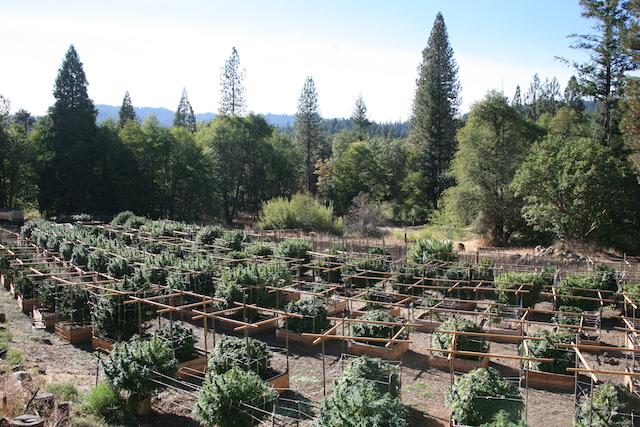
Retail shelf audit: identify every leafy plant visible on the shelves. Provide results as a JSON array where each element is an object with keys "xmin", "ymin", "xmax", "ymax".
[
  {"xmin": 407, "ymin": 238, "xmax": 457, "ymax": 263},
  {"xmin": 59, "ymin": 241, "xmax": 74, "ymax": 260},
  {"xmin": 557, "ymin": 275, "xmax": 601, "ymax": 311},
  {"xmin": 111, "ymin": 210, "xmax": 136, "ymax": 226},
  {"xmin": 479, "ymin": 410, "xmax": 528, "ymax": 427},
  {"xmin": 445, "ymin": 367, "xmax": 523, "ymax": 426},
  {"xmin": 575, "ymin": 382, "xmax": 640, "ymax": 427},
  {"xmin": 557, "ymin": 305, "xmax": 584, "ymax": 326},
  {"xmin": 208, "ymin": 336, "xmax": 272, "ymax": 379},
  {"xmin": 522, "ymin": 330, "xmax": 574, "ymax": 374},
  {"xmin": 221, "ymin": 230, "xmax": 249, "ymax": 251},
  {"xmin": 107, "ymin": 257, "xmax": 131, "ymax": 279},
  {"xmin": 80, "ymin": 382, "xmax": 130, "ymax": 425},
  {"xmin": 275, "ymin": 238, "xmax": 312, "ymax": 263},
  {"xmin": 474, "ymin": 259, "xmax": 495, "ymax": 281},
  {"xmin": 196, "ymin": 225, "xmax": 225, "ymax": 245},
  {"xmin": 219, "ymin": 263, "xmax": 292, "ymax": 308},
  {"xmin": 340, "ymin": 356, "xmax": 400, "ymax": 397},
  {"xmin": 13, "ymin": 272, "xmax": 35, "ymax": 299},
  {"xmin": 58, "ymin": 286, "xmax": 91, "ymax": 323},
  {"xmin": 193, "ymin": 367, "xmax": 277, "ymax": 427},
  {"xmin": 246, "ymin": 242, "xmax": 274, "ymax": 257},
  {"xmin": 594, "ymin": 263, "xmax": 618, "ymax": 292},
  {"xmin": 87, "ymin": 251, "xmax": 109, "ymax": 273},
  {"xmin": 46, "ymin": 234, "xmax": 62, "ymax": 252},
  {"xmin": 258, "ymin": 193, "xmax": 345, "ymax": 235},
  {"xmin": 285, "ymin": 298, "xmax": 331, "ymax": 333},
  {"xmin": 47, "ymin": 381, "xmax": 80, "ymax": 402},
  {"xmin": 72, "ymin": 246, "xmax": 89, "ymax": 266},
  {"xmin": 351, "ymin": 310, "xmax": 406, "ymax": 347},
  {"xmin": 153, "ymin": 323, "xmax": 197, "ymax": 362},
  {"xmin": 124, "ymin": 215, "xmax": 147, "ymax": 229},
  {"xmin": 344, "ymin": 257, "xmax": 389, "ymax": 288},
  {"xmin": 102, "ymin": 337, "xmax": 177, "ymax": 402},
  {"xmin": 495, "ymin": 272, "xmax": 551, "ymax": 308},
  {"xmin": 433, "ymin": 317, "xmax": 487, "ymax": 357},
  {"xmin": 36, "ymin": 280, "xmax": 57, "ymax": 309}
]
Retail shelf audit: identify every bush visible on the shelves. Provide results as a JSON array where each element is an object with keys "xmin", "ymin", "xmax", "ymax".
[
  {"xmin": 47, "ymin": 381, "xmax": 80, "ymax": 402},
  {"xmin": 407, "ymin": 238, "xmax": 457, "ymax": 263},
  {"xmin": 107, "ymin": 258, "xmax": 130, "ymax": 279},
  {"xmin": 80, "ymin": 382, "xmax": 129, "ymax": 425},
  {"xmin": 522, "ymin": 330, "xmax": 574, "ymax": 374},
  {"xmin": 479, "ymin": 410, "xmax": 528, "ymax": 427},
  {"xmin": 36, "ymin": 280, "xmax": 56, "ymax": 309},
  {"xmin": 111, "ymin": 210, "xmax": 136, "ymax": 226},
  {"xmin": 594, "ymin": 263, "xmax": 618, "ymax": 292},
  {"xmin": 101, "ymin": 337, "xmax": 177, "ymax": 401},
  {"xmin": 214, "ymin": 278, "xmax": 244, "ymax": 309},
  {"xmin": 433, "ymin": 317, "xmax": 487, "ymax": 357},
  {"xmin": 258, "ymin": 193, "xmax": 344, "ymax": 235},
  {"xmin": 153, "ymin": 323, "xmax": 197, "ymax": 362},
  {"xmin": 208, "ymin": 336, "xmax": 272, "ymax": 379},
  {"xmin": 193, "ymin": 367, "xmax": 277, "ymax": 427},
  {"xmin": 340, "ymin": 356, "xmax": 400, "ymax": 397},
  {"xmin": 72, "ymin": 246, "xmax": 89, "ymax": 266},
  {"xmin": 495, "ymin": 272, "xmax": 551, "ymax": 308},
  {"xmin": 87, "ymin": 251, "xmax": 109, "ymax": 273},
  {"xmin": 557, "ymin": 305, "xmax": 583, "ymax": 325},
  {"xmin": 246, "ymin": 242, "xmax": 274, "ymax": 257},
  {"xmin": 13, "ymin": 272, "xmax": 35, "ymax": 299},
  {"xmin": 58, "ymin": 286, "xmax": 91, "ymax": 323},
  {"xmin": 219, "ymin": 263, "xmax": 292, "ymax": 308},
  {"xmin": 59, "ymin": 241, "xmax": 74, "ymax": 260},
  {"xmin": 557, "ymin": 275, "xmax": 600, "ymax": 311},
  {"xmin": 445, "ymin": 367, "xmax": 523, "ymax": 426},
  {"xmin": 474, "ymin": 259, "xmax": 495, "ymax": 281},
  {"xmin": 351, "ymin": 310, "xmax": 405, "ymax": 347},
  {"xmin": 345, "ymin": 257, "xmax": 389, "ymax": 288},
  {"xmin": 123, "ymin": 215, "xmax": 147, "ymax": 229},
  {"xmin": 196, "ymin": 225, "xmax": 225, "ymax": 245},
  {"xmin": 575, "ymin": 382, "xmax": 640, "ymax": 427},
  {"xmin": 46, "ymin": 235, "xmax": 61, "ymax": 252},
  {"xmin": 219, "ymin": 230, "xmax": 249, "ymax": 251},
  {"xmin": 275, "ymin": 238, "xmax": 312, "ymax": 263},
  {"xmin": 285, "ymin": 299, "xmax": 330, "ymax": 333}
]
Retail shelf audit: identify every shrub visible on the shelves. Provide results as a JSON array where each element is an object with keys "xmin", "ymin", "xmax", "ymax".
[
  {"xmin": 407, "ymin": 238, "xmax": 457, "ymax": 263},
  {"xmin": 445, "ymin": 367, "xmax": 523, "ymax": 426},
  {"xmin": 285, "ymin": 299, "xmax": 330, "ymax": 334},
  {"xmin": 474, "ymin": 259, "xmax": 495, "ymax": 281},
  {"xmin": 208, "ymin": 336, "xmax": 272, "ymax": 379},
  {"xmin": 340, "ymin": 356, "xmax": 400, "ymax": 397},
  {"xmin": 221, "ymin": 230, "xmax": 249, "ymax": 251},
  {"xmin": 101, "ymin": 337, "xmax": 177, "ymax": 402},
  {"xmin": 59, "ymin": 241, "xmax": 74, "ymax": 260},
  {"xmin": 5, "ymin": 347, "xmax": 24, "ymax": 366},
  {"xmin": 219, "ymin": 263, "xmax": 291, "ymax": 308},
  {"xmin": 351, "ymin": 310, "xmax": 406, "ymax": 347},
  {"xmin": 87, "ymin": 251, "xmax": 109, "ymax": 273},
  {"xmin": 153, "ymin": 323, "xmax": 197, "ymax": 362},
  {"xmin": 479, "ymin": 410, "xmax": 528, "ymax": 427},
  {"xmin": 246, "ymin": 242, "xmax": 274, "ymax": 257},
  {"xmin": 433, "ymin": 317, "xmax": 487, "ymax": 357},
  {"xmin": 36, "ymin": 280, "xmax": 56, "ymax": 309},
  {"xmin": 214, "ymin": 278, "xmax": 244, "ymax": 309},
  {"xmin": 107, "ymin": 258, "xmax": 130, "ymax": 279},
  {"xmin": 111, "ymin": 211, "xmax": 136, "ymax": 226},
  {"xmin": 193, "ymin": 367, "xmax": 277, "ymax": 427},
  {"xmin": 557, "ymin": 275, "xmax": 600, "ymax": 311},
  {"xmin": 46, "ymin": 235, "xmax": 61, "ymax": 252},
  {"xmin": 594, "ymin": 263, "xmax": 618, "ymax": 292},
  {"xmin": 275, "ymin": 238, "xmax": 312, "ymax": 263},
  {"xmin": 13, "ymin": 273, "xmax": 35, "ymax": 299},
  {"xmin": 495, "ymin": 272, "xmax": 551, "ymax": 308},
  {"xmin": 344, "ymin": 257, "xmax": 389, "ymax": 288},
  {"xmin": 557, "ymin": 305, "xmax": 583, "ymax": 325},
  {"xmin": 575, "ymin": 382, "xmax": 640, "ymax": 427},
  {"xmin": 196, "ymin": 225, "xmax": 225, "ymax": 245},
  {"xmin": 72, "ymin": 246, "xmax": 89, "ymax": 266},
  {"xmin": 522, "ymin": 330, "xmax": 574, "ymax": 374},
  {"xmin": 80, "ymin": 382, "xmax": 129, "ymax": 425},
  {"xmin": 123, "ymin": 215, "xmax": 147, "ymax": 229},
  {"xmin": 58, "ymin": 286, "xmax": 91, "ymax": 323},
  {"xmin": 258, "ymin": 193, "xmax": 344, "ymax": 235},
  {"xmin": 47, "ymin": 381, "xmax": 80, "ymax": 402}
]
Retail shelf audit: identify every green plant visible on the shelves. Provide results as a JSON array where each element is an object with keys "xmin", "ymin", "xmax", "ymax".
[
  {"xmin": 80, "ymin": 382, "xmax": 129, "ymax": 425},
  {"xmin": 285, "ymin": 298, "xmax": 331, "ymax": 333},
  {"xmin": 107, "ymin": 257, "xmax": 130, "ymax": 279},
  {"xmin": 495, "ymin": 272, "xmax": 551, "ymax": 308},
  {"xmin": 275, "ymin": 238, "xmax": 312, "ymax": 263},
  {"xmin": 5, "ymin": 347, "xmax": 24, "ymax": 366},
  {"xmin": 208, "ymin": 336, "xmax": 272, "ymax": 379},
  {"xmin": 102, "ymin": 337, "xmax": 177, "ymax": 402},
  {"xmin": 522, "ymin": 330, "xmax": 574, "ymax": 374},
  {"xmin": 58, "ymin": 286, "xmax": 91, "ymax": 323},
  {"xmin": 407, "ymin": 238, "xmax": 457, "ymax": 263},
  {"xmin": 193, "ymin": 367, "xmax": 277, "ymax": 427},
  {"xmin": 258, "ymin": 193, "xmax": 345, "ymax": 235},
  {"xmin": 36, "ymin": 280, "xmax": 57, "ymax": 309},
  {"xmin": 13, "ymin": 272, "xmax": 35, "ymax": 299},
  {"xmin": 72, "ymin": 246, "xmax": 89, "ymax": 266},
  {"xmin": 351, "ymin": 310, "xmax": 406, "ymax": 347},
  {"xmin": 214, "ymin": 278, "xmax": 244, "ymax": 309},
  {"xmin": 47, "ymin": 381, "xmax": 80, "ymax": 402},
  {"xmin": 124, "ymin": 215, "xmax": 147, "ymax": 229},
  {"xmin": 340, "ymin": 356, "xmax": 400, "ymax": 397},
  {"xmin": 221, "ymin": 230, "xmax": 249, "ymax": 251},
  {"xmin": 246, "ymin": 242, "xmax": 274, "ymax": 257},
  {"xmin": 557, "ymin": 305, "xmax": 584, "ymax": 325},
  {"xmin": 219, "ymin": 263, "xmax": 292, "ymax": 308},
  {"xmin": 111, "ymin": 210, "xmax": 136, "ymax": 226},
  {"xmin": 344, "ymin": 257, "xmax": 389, "ymax": 288},
  {"xmin": 445, "ymin": 367, "xmax": 523, "ymax": 426},
  {"xmin": 46, "ymin": 235, "xmax": 62, "ymax": 252},
  {"xmin": 68, "ymin": 415, "xmax": 109, "ymax": 427},
  {"xmin": 87, "ymin": 251, "xmax": 109, "ymax": 273},
  {"xmin": 575, "ymin": 382, "xmax": 640, "ymax": 427},
  {"xmin": 433, "ymin": 317, "xmax": 487, "ymax": 357},
  {"xmin": 59, "ymin": 241, "xmax": 74, "ymax": 260},
  {"xmin": 474, "ymin": 259, "xmax": 495, "ymax": 281},
  {"xmin": 196, "ymin": 225, "xmax": 225, "ymax": 245},
  {"xmin": 479, "ymin": 410, "xmax": 528, "ymax": 427},
  {"xmin": 557, "ymin": 275, "xmax": 600, "ymax": 311},
  {"xmin": 153, "ymin": 323, "xmax": 197, "ymax": 362},
  {"xmin": 594, "ymin": 263, "xmax": 618, "ymax": 292}
]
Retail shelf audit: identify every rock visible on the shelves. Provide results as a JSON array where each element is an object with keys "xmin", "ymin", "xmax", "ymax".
[
  {"xmin": 12, "ymin": 371, "xmax": 31, "ymax": 383},
  {"xmin": 605, "ymin": 357, "xmax": 619, "ymax": 366},
  {"xmin": 32, "ymin": 393, "xmax": 54, "ymax": 413},
  {"xmin": 36, "ymin": 366, "xmax": 46, "ymax": 375},
  {"xmin": 9, "ymin": 415, "xmax": 44, "ymax": 427},
  {"xmin": 56, "ymin": 401, "xmax": 72, "ymax": 417}
]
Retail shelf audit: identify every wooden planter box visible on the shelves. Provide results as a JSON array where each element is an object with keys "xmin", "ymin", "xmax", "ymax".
[
  {"xmin": 325, "ymin": 299, "xmax": 347, "ymax": 316},
  {"xmin": 429, "ymin": 354, "xmax": 490, "ymax": 373},
  {"xmin": 267, "ymin": 371, "xmax": 289, "ymax": 391},
  {"xmin": 33, "ymin": 308, "xmax": 58, "ymax": 332},
  {"xmin": 275, "ymin": 327, "xmax": 336, "ymax": 346},
  {"xmin": 17, "ymin": 296, "xmax": 35, "ymax": 314},
  {"xmin": 177, "ymin": 355, "xmax": 208, "ymax": 380},
  {"xmin": 481, "ymin": 322, "xmax": 524, "ymax": 344},
  {"xmin": 525, "ymin": 369, "xmax": 575, "ymax": 392},
  {"xmin": 216, "ymin": 316, "xmax": 277, "ymax": 335},
  {"xmin": 130, "ymin": 396, "xmax": 152, "ymax": 416},
  {"xmin": 347, "ymin": 340, "xmax": 410, "ymax": 360},
  {"xmin": 91, "ymin": 335, "xmax": 115, "ymax": 352},
  {"xmin": 55, "ymin": 322, "xmax": 92, "ymax": 344},
  {"xmin": 414, "ymin": 312, "xmax": 442, "ymax": 332},
  {"xmin": 352, "ymin": 306, "xmax": 401, "ymax": 318}
]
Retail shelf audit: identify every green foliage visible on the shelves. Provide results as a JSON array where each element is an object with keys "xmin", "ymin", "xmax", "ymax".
[
  {"xmin": 13, "ymin": 272, "xmax": 35, "ymax": 299},
  {"xmin": 294, "ymin": 76, "xmax": 326, "ymax": 193},
  {"xmin": 107, "ymin": 257, "xmax": 130, "ymax": 279},
  {"xmin": 124, "ymin": 215, "xmax": 147, "ymax": 229},
  {"xmin": 275, "ymin": 238, "xmax": 312, "ymax": 263},
  {"xmin": 407, "ymin": 238, "xmax": 456, "ymax": 263},
  {"xmin": 101, "ymin": 337, "xmax": 177, "ymax": 401},
  {"xmin": 522, "ymin": 330, "xmax": 574, "ymax": 374},
  {"xmin": 246, "ymin": 242, "xmax": 274, "ymax": 257},
  {"xmin": 433, "ymin": 317, "xmax": 487, "ymax": 356},
  {"xmin": 445, "ymin": 367, "xmax": 523, "ymax": 426},
  {"xmin": 556, "ymin": 275, "xmax": 601, "ymax": 311},
  {"xmin": 87, "ymin": 251, "xmax": 109, "ymax": 273},
  {"xmin": 285, "ymin": 298, "xmax": 330, "ymax": 333},
  {"xmin": 575, "ymin": 382, "xmax": 640, "ymax": 427},
  {"xmin": 221, "ymin": 229, "xmax": 249, "ymax": 251},
  {"xmin": 494, "ymin": 272, "xmax": 551, "ymax": 308},
  {"xmin": 479, "ymin": 410, "xmax": 528, "ymax": 427},
  {"xmin": 58, "ymin": 286, "xmax": 90, "ymax": 323},
  {"xmin": 174, "ymin": 88, "xmax": 197, "ymax": 132},
  {"xmin": 36, "ymin": 280, "xmax": 56, "ymax": 309},
  {"xmin": 153, "ymin": 323, "xmax": 197, "ymax": 362},
  {"xmin": 557, "ymin": 306, "xmax": 584, "ymax": 325},
  {"xmin": 218, "ymin": 262, "xmax": 291, "ymax": 308},
  {"xmin": 72, "ymin": 245, "xmax": 89, "ymax": 266},
  {"xmin": 340, "ymin": 356, "xmax": 400, "ymax": 397},
  {"xmin": 47, "ymin": 381, "xmax": 80, "ymax": 402},
  {"xmin": 5, "ymin": 347, "xmax": 24, "ymax": 366},
  {"xmin": 351, "ymin": 310, "xmax": 405, "ymax": 347},
  {"xmin": 594, "ymin": 263, "xmax": 618, "ymax": 292},
  {"xmin": 111, "ymin": 211, "xmax": 135, "ymax": 226},
  {"xmin": 258, "ymin": 193, "xmax": 344, "ymax": 235},
  {"xmin": 208, "ymin": 336, "xmax": 272, "ymax": 379},
  {"xmin": 80, "ymin": 382, "xmax": 129, "ymax": 425},
  {"xmin": 59, "ymin": 241, "xmax": 74, "ymax": 260},
  {"xmin": 196, "ymin": 225, "xmax": 225, "ymax": 245},
  {"xmin": 193, "ymin": 367, "xmax": 277, "ymax": 427}
]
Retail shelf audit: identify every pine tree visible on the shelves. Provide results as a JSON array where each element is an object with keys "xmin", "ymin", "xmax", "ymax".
[
  {"xmin": 406, "ymin": 12, "xmax": 460, "ymax": 219},
  {"xmin": 525, "ymin": 74, "xmax": 542, "ymax": 120},
  {"xmin": 564, "ymin": 76, "xmax": 585, "ymax": 112},
  {"xmin": 42, "ymin": 45, "xmax": 98, "ymax": 215},
  {"xmin": 118, "ymin": 91, "xmax": 136, "ymax": 126},
  {"xmin": 621, "ymin": 0, "xmax": 640, "ymax": 162},
  {"xmin": 13, "ymin": 109, "xmax": 35, "ymax": 132},
  {"xmin": 219, "ymin": 47, "xmax": 246, "ymax": 116},
  {"xmin": 567, "ymin": 0, "xmax": 637, "ymax": 146},
  {"xmin": 351, "ymin": 94, "xmax": 371, "ymax": 140},
  {"xmin": 512, "ymin": 85, "xmax": 523, "ymax": 111},
  {"xmin": 294, "ymin": 76, "xmax": 325, "ymax": 193},
  {"xmin": 174, "ymin": 88, "xmax": 197, "ymax": 133}
]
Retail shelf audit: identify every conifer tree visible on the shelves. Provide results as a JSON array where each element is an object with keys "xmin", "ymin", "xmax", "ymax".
[
  {"xmin": 174, "ymin": 88, "xmax": 197, "ymax": 133},
  {"xmin": 219, "ymin": 47, "xmax": 246, "ymax": 116},
  {"xmin": 118, "ymin": 91, "xmax": 136, "ymax": 126},
  {"xmin": 564, "ymin": 76, "xmax": 585, "ymax": 112},
  {"xmin": 405, "ymin": 12, "xmax": 459, "ymax": 220},
  {"xmin": 512, "ymin": 85, "xmax": 523, "ymax": 112},
  {"xmin": 621, "ymin": 0, "xmax": 640, "ymax": 162},
  {"xmin": 294, "ymin": 76, "xmax": 325, "ymax": 193},
  {"xmin": 351, "ymin": 94, "xmax": 371, "ymax": 140}
]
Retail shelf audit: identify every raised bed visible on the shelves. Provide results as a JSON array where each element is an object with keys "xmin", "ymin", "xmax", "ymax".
[
  {"xmin": 414, "ymin": 312, "xmax": 443, "ymax": 332},
  {"xmin": 524, "ymin": 369, "xmax": 575, "ymax": 392},
  {"xmin": 325, "ymin": 299, "xmax": 347, "ymax": 316},
  {"xmin": 275, "ymin": 327, "xmax": 336, "ymax": 346},
  {"xmin": 266, "ymin": 370, "xmax": 290, "ymax": 391},
  {"xmin": 33, "ymin": 307, "xmax": 58, "ymax": 332},
  {"xmin": 55, "ymin": 322, "xmax": 92, "ymax": 344},
  {"xmin": 17, "ymin": 295, "xmax": 35, "ymax": 314},
  {"xmin": 176, "ymin": 354, "xmax": 208, "ymax": 380},
  {"xmin": 216, "ymin": 315, "xmax": 277, "ymax": 335},
  {"xmin": 91, "ymin": 335, "xmax": 115, "ymax": 352},
  {"xmin": 480, "ymin": 319, "xmax": 523, "ymax": 344},
  {"xmin": 347, "ymin": 340, "xmax": 410, "ymax": 360},
  {"xmin": 351, "ymin": 305, "xmax": 401, "ymax": 318},
  {"xmin": 429, "ymin": 354, "xmax": 490, "ymax": 372}
]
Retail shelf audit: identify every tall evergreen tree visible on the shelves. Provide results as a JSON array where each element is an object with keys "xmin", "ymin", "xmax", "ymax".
[
  {"xmin": 118, "ymin": 91, "xmax": 136, "ymax": 126},
  {"xmin": 219, "ymin": 47, "xmax": 246, "ymax": 116},
  {"xmin": 564, "ymin": 76, "xmax": 585, "ymax": 111},
  {"xmin": 566, "ymin": 0, "xmax": 637, "ymax": 146},
  {"xmin": 41, "ymin": 45, "xmax": 98, "ymax": 215},
  {"xmin": 13, "ymin": 109, "xmax": 35, "ymax": 133},
  {"xmin": 351, "ymin": 94, "xmax": 371, "ymax": 140},
  {"xmin": 621, "ymin": 0, "xmax": 640, "ymax": 163},
  {"xmin": 512, "ymin": 85, "xmax": 523, "ymax": 112},
  {"xmin": 406, "ymin": 12, "xmax": 460, "ymax": 219},
  {"xmin": 294, "ymin": 76, "xmax": 325, "ymax": 194},
  {"xmin": 174, "ymin": 88, "xmax": 197, "ymax": 133}
]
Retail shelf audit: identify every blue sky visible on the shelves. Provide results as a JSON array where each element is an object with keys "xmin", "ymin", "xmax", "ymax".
[{"xmin": 0, "ymin": 0, "xmax": 593, "ymax": 121}]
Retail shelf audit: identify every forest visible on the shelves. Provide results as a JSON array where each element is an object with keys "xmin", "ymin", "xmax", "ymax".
[{"xmin": 1, "ymin": 0, "xmax": 639, "ymax": 253}]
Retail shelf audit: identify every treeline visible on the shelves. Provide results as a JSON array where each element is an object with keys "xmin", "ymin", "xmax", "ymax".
[{"xmin": 1, "ymin": 0, "xmax": 639, "ymax": 253}]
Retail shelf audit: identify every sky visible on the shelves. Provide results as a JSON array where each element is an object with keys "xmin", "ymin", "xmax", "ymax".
[{"xmin": 0, "ymin": 0, "xmax": 594, "ymax": 122}]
